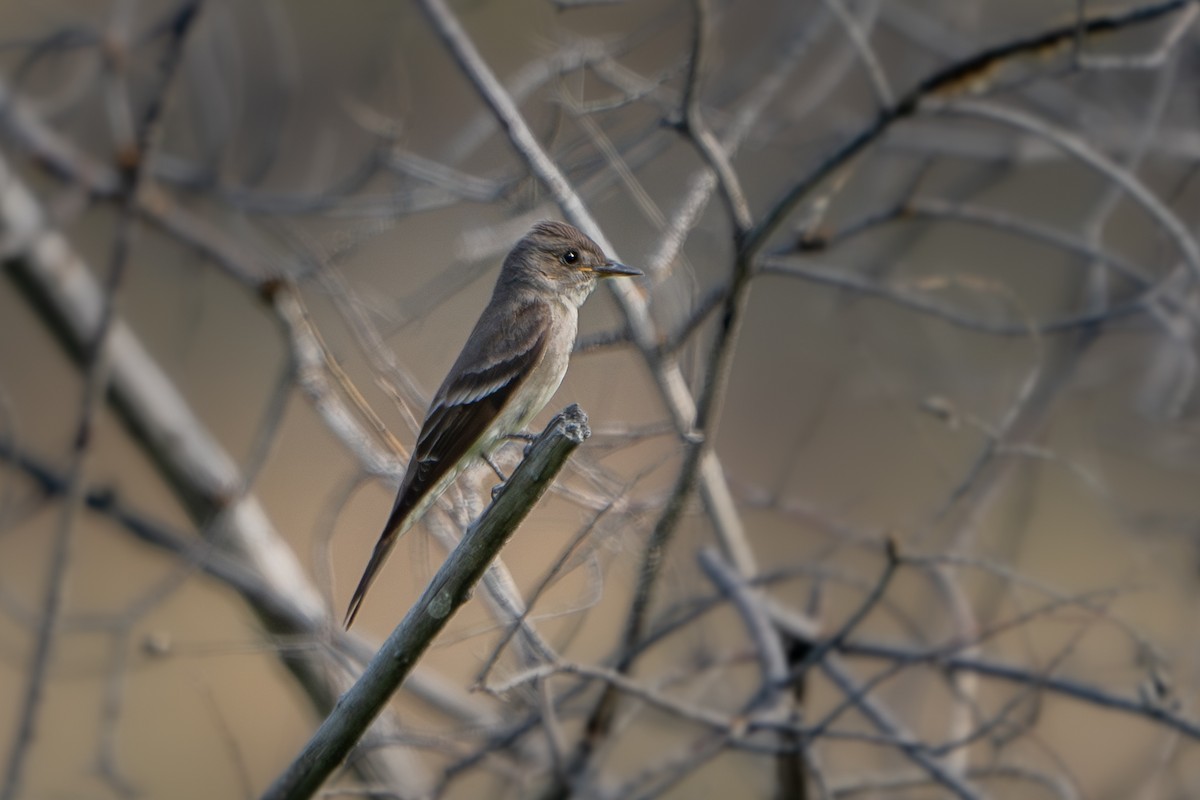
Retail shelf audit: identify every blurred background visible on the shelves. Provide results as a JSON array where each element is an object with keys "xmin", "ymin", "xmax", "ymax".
[{"xmin": 2, "ymin": 0, "xmax": 1200, "ymax": 798}]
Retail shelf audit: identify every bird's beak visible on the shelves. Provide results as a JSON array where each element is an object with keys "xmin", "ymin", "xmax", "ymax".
[{"xmin": 592, "ymin": 260, "xmax": 642, "ymax": 278}]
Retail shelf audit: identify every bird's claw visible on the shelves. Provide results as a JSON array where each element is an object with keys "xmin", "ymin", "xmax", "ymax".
[{"xmin": 505, "ymin": 430, "xmax": 538, "ymax": 457}]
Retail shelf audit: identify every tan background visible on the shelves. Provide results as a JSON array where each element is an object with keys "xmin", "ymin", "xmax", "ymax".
[{"xmin": 2, "ymin": 1, "xmax": 1199, "ymax": 798}]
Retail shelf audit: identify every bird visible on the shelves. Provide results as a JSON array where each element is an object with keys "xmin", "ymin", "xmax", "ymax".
[{"xmin": 343, "ymin": 220, "xmax": 641, "ymax": 628}]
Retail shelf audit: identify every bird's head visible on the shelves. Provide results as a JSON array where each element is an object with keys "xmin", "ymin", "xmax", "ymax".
[{"xmin": 502, "ymin": 220, "xmax": 641, "ymax": 305}]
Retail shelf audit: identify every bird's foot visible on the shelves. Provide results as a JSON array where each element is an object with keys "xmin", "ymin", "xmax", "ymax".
[
  {"xmin": 484, "ymin": 453, "xmax": 509, "ymax": 501},
  {"xmin": 483, "ymin": 453, "xmax": 508, "ymax": 482},
  {"xmin": 505, "ymin": 431, "xmax": 538, "ymax": 457}
]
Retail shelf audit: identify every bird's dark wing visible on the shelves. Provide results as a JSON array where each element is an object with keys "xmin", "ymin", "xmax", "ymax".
[{"xmin": 343, "ymin": 299, "xmax": 551, "ymax": 628}]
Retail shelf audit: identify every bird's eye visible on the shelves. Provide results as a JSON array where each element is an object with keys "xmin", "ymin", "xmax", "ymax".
[{"xmin": 561, "ymin": 249, "xmax": 579, "ymax": 265}]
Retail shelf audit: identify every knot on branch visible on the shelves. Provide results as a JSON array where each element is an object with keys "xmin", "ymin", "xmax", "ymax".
[{"xmin": 557, "ymin": 402, "xmax": 591, "ymax": 444}]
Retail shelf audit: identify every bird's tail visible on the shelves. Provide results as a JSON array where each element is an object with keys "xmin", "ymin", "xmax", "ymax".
[
  {"xmin": 344, "ymin": 503, "xmax": 411, "ymax": 629},
  {"xmin": 343, "ymin": 543, "xmax": 387, "ymax": 629},
  {"xmin": 344, "ymin": 448, "xmax": 464, "ymax": 627}
]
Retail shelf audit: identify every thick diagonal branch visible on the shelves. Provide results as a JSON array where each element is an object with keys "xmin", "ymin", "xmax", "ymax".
[{"xmin": 261, "ymin": 405, "xmax": 591, "ymax": 800}]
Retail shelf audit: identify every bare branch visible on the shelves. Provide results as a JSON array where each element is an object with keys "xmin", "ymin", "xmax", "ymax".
[{"xmin": 261, "ymin": 405, "xmax": 591, "ymax": 800}]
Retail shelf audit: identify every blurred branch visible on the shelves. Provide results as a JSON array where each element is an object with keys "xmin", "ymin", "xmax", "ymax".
[
  {"xmin": 747, "ymin": 0, "xmax": 1195, "ymax": 253},
  {"xmin": 759, "ymin": 255, "xmax": 1147, "ymax": 335},
  {"xmin": 930, "ymin": 97, "xmax": 1200, "ymax": 280},
  {"xmin": 679, "ymin": 0, "xmax": 753, "ymax": 238},
  {"xmin": 840, "ymin": 638, "xmax": 1200, "ymax": 739},
  {"xmin": 1, "ymin": 4, "xmax": 201, "ymax": 798},
  {"xmin": 797, "ymin": 196, "xmax": 1154, "ymax": 287},
  {"xmin": 0, "ymin": 436, "xmax": 486, "ymax": 725},
  {"xmin": 816, "ymin": 0, "xmax": 893, "ymax": 108}
]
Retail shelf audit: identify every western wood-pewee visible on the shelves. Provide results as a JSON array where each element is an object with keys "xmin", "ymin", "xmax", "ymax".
[{"xmin": 344, "ymin": 220, "xmax": 640, "ymax": 628}]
